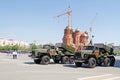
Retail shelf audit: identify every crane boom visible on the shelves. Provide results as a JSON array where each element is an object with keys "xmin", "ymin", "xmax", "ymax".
[{"xmin": 55, "ymin": 6, "xmax": 72, "ymax": 26}]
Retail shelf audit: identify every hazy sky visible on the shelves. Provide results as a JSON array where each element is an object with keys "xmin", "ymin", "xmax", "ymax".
[{"xmin": 0, "ymin": 0, "xmax": 120, "ymax": 45}]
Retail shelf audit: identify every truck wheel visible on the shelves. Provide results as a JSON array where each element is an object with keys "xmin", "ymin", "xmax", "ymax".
[
  {"xmin": 61, "ymin": 56, "xmax": 69, "ymax": 64},
  {"xmin": 75, "ymin": 62, "xmax": 82, "ymax": 67},
  {"xmin": 41, "ymin": 55, "xmax": 50, "ymax": 65},
  {"xmin": 54, "ymin": 59, "xmax": 59, "ymax": 63},
  {"xmin": 97, "ymin": 58, "xmax": 102, "ymax": 66},
  {"xmin": 34, "ymin": 59, "xmax": 41, "ymax": 64},
  {"xmin": 104, "ymin": 58, "xmax": 110, "ymax": 67},
  {"xmin": 110, "ymin": 57, "xmax": 115, "ymax": 66},
  {"xmin": 88, "ymin": 58, "xmax": 96, "ymax": 68},
  {"xmin": 69, "ymin": 56, "xmax": 74, "ymax": 64}
]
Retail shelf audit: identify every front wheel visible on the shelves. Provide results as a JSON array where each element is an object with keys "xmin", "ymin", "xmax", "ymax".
[
  {"xmin": 88, "ymin": 58, "xmax": 96, "ymax": 68},
  {"xmin": 41, "ymin": 55, "xmax": 50, "ymax": 65}
]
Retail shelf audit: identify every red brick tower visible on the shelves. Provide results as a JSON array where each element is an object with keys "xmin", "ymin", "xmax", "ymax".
[
  {"xmin": 63, "ymin": 27, "xmax": 89, "ymax": 51},
  {"xmin": 63, "ymin": 25, "xmax": 73, "ymax": 46},
  {"xmin": 80, "ymin": 32, "xmax": 89, "ymax": 45},
  {"xmin": 73, "ymin": 29, "xmax": 81, "ymax": 50}
]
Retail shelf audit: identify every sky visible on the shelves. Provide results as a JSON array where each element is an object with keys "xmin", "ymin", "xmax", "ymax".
[{"xmin": 0, "ymin": 0, "xmax": 120, "ymax": 45}]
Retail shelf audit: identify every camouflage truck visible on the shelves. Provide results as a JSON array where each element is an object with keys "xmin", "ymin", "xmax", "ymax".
[
  {"xmin": 29, "ymin": 44, "xmax": 75, "ymax": 65},
  {"xmin": 74, "ymin": 43, "xmax": 115, "ymax": 68}
]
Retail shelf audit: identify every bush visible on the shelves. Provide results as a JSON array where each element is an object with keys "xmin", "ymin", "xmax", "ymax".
[
  {"xmin": 114, "ymin": 50, "xmax": 120, "ymax": 55},
  {"xmin": 0, "ymin": 45, "xmax": 27, "ymax": 51},
  {"xmin": 29, "ymin": 44, "xmax": 37, "ymax": 50}
]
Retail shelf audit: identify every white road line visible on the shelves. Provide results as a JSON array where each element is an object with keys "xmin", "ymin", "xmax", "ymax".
[
  {"xmin": 77, "ymin": 74, "xmax": 112, "ymax": 80},
  {"xmin": 102, "ymin": 77, "xmax": 120, "ymax": 80}
]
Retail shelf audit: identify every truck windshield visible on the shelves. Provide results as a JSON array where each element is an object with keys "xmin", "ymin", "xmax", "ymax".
[
  {"xmin": 83, "ymin": 46, "xmax": 94, "ymax": 50},
  {"xmin": 43, "ymin": 45, "xmax": 55, "ymax": 49}
]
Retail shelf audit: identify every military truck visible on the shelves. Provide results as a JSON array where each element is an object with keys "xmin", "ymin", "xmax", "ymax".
[
  {"xmin": 74, "ymin": 44, "xmax": 115, "ymax": 68},
  {"xmin": 29, "ymin": 44, "xmax": 75, "ymax": 65}
]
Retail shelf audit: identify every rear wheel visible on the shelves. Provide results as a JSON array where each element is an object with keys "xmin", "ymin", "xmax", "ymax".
[
  {"xmin": 88, "ymin": 58, "xmax": 96, "ymax": 68},
  {"xmin": 110, "ymin": 57, "xmax": 115, "ymax": 66},
  {"xmin": 104, "ymin": 58, "xmax": 110, "ymax": 67},
  {"xmin": 34, "ymin": 59, "xmax": 41, "ymax": 64},
  {"xmin": 61, "ymin": 56, "xmax": 69, "ymax": 64},
  {"xmin": 41, "ymin": 55, "xmax": 50, "ymax": 65},
  {"xmin": 69, "ymin": 56, "xmax": 74, "ymax": 64},
  {"xmin": 97, "ymin": 58, "xmax": 102, "ymax": 66},
  {"xmin": 75, "ymin": 62, "xmax": 82, "ymax": 67}
]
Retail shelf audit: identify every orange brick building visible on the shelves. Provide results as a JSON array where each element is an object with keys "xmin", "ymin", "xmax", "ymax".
[{"xmin": 63, "ymin": 25, "xmax": 89, "ymax": 51}]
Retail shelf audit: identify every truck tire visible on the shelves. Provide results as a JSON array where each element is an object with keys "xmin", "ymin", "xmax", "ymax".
[
  {"xmin": 97, "ymin": 58, "xmax": 102, "ymax": 66},
  {"xmin": 61, "ymin": 56, "xmax": 69, "ymax": 64},
  {"xmin": 41, "ymin": 55, "xmax": 50, "ymax": 65},
  {"xmin": 104, "ymin": 58, "xmax": 110, "ymax": 67},
  {"xmin": 75, "ymin": 62, "xmax": 82, "ymax": 67},
  {"xmin": 88, "ymin": 58, "xmax": 96, "ymax": 68},
  {"xmin": 110, "ymin": 57, "xmax": 115, "ymax": 66},
  {"xmin": 34, "ymin": 59, "xmax": 41, "ymax": 64},
  {"xmin": 69, "ymin": 56, "xmax": 74, "ymax": 64}
]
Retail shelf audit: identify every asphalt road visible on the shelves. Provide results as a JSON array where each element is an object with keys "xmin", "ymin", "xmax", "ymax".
[{"xmin": 0, "ymin": 53, "xmax": 120, "ymax": 80}]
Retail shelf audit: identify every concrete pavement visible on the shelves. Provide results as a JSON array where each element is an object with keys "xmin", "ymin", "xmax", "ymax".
[{"xmin": 0, "ymin": 53, "xmax": 120, "ymax": 80}]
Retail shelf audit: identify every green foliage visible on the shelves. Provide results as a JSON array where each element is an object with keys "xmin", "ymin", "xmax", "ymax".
[
  {"xmin": 0, "ymin": 45, "xmax": 28, "ymax": 51},
  {"xmin": 0, "ymin": 46, "xmax": 3, "ymax": 50},
  {"xmin": 37, "ymin": 44, "xmax": 43, "ymax": 48},
  {"xmin": 114, "ymin": 49, "xmax": 120, "ymax": 55},
  {"xmin": 12, "ymin": 45, "xmax": 19, "ymax": 50},
  {"xmin": 29, "ymin": 44, "xmax": 37, "ymax": 50}
]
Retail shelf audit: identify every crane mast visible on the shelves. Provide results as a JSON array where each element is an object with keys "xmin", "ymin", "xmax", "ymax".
[{"xmin": 89, "ymin": 13, "xmax": 98, "ymax": 45}]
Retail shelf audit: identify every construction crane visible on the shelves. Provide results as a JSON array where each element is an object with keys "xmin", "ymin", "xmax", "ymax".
[
  {"xmin": 55, "ymin": 6, "xmax": 72, "ymax": 26},
  {"xmin": 89, "ymin": 13, "xmax": 98, "ymax": 45}
]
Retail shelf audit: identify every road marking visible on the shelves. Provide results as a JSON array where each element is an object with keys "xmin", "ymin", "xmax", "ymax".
[{"xmin": 77, "ymin": 74, "xmax": 113, "ymax": 80}]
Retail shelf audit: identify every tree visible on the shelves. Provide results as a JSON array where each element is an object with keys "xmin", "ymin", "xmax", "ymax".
[
  {"xmin": 0, "ymin": 44, "xmax": 29, "ymax": 52},
  {"xmin": 12, "ymin": 45, "xmax": 19, "ymax": 50},
  {"xmin": 29, "ymin": 43, "xmax": 37, "ymax": 50}
]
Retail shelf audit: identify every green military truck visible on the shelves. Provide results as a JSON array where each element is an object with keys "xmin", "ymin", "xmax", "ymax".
[
  {"xmin": 29, "ymin": 44, "xmax": 75, "ymax": 65},
  {"xmin": 74, "ymin": 43, "xmax": 115, "ymax": 68}
]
